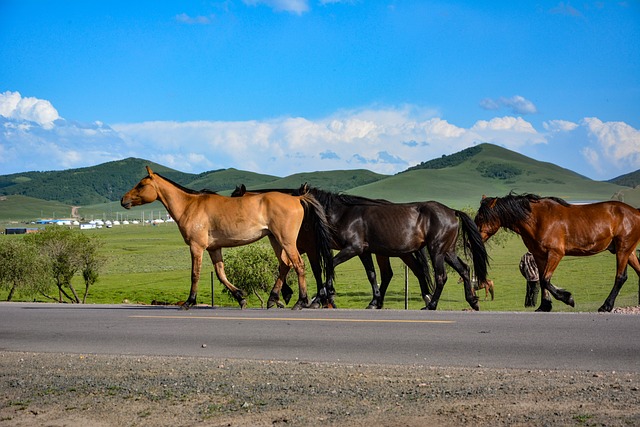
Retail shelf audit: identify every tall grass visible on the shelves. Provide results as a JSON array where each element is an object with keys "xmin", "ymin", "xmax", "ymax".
[{"xmin": 1, "ymin": 223, "xmax": 638, "ymax": 311}]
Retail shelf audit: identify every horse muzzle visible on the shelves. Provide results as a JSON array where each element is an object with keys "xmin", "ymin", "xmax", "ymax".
[{"xmin": 121, "ymin": 197, "xmax": 133, "ymax": 209}]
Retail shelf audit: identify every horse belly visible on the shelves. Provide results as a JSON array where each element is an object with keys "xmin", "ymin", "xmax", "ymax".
[{"xmin": 207, "ymin": 228, "xmax": 270, "ymax": 248}]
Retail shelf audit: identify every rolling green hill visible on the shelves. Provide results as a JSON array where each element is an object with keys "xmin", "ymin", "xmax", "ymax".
[
  {"xmin": 0, "ymin": 158, "xmax": 195, "ymax": 205},
  {"xmin": 0, "ymin": 195, "xmax": 74, "ymax": 223},
  {"xmin": 609, "ymin": 169, "xmax": 640, "ymax": 188},
  {"xmin": 243, "ymin": 170, "xmax": 387, "ymax": 193},
  {"xmin": 347, "ymin": 144, "xmax": 627, "ymax": 208},
  {"xmin": 0, "ymin": 143, "xmax": 636, "ymax": 222}
]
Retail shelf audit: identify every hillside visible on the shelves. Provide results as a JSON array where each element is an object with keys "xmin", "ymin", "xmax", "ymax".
[
  {"xmin": 0, "ymin": 143, "xmax": 637, "ymax": 222},
  {"xmin": 347, "ymin": 144, "xmax": 626, "ymax": 208},
  {"xmin": 242, "ymin": 170, "xmax": 387, "ymax": 193},
  {"xmin": 0, "ymin": 158, "xmax": 197, "ymax": 205},
  {"xmin": 609, "ymin": 169, "xmax": 640, "ymax": 188}
]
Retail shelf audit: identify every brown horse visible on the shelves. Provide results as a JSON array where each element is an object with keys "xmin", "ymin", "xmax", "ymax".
[
  {"xmin": 475, "ymin": 193, "xmax": 640, "ymax": 312},
  {"xmin": 120, "ymin": 167, "xmax": 334, "ymax": 309}
]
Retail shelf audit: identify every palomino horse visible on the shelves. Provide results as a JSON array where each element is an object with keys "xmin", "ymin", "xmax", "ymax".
[
  {"xmin": 121, "ymin": 167, "xmax": 334, "ymax": 309},
  {"xmin": 474, "ymin": 193, "xmax": 640, "ymax": 312},
  {"xmin": 232, "ymin": 184, "xmax": 434, "ymax": 309}
]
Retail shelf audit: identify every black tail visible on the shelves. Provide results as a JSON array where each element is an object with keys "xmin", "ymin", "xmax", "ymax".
[
  {"xmin": 455, "ymin": 210, "xmax": 489, "ymax": 283},
  {"xmin": 300, "ymin": 193, "xmax": 335, "ymax": 286},
  {"xmin": 414, "ymin": 247, "xmax": 434, "ymax": 296}
]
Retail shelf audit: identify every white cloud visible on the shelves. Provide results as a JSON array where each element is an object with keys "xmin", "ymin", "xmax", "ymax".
[
  {"xmin": 2, "ymin": 92, "xmax": 639, "ymax": 180},
  {"xmin": 243, "ymin": 0, "xmax": 310, "ymax": 14},
  {"xmin": 0, "ymin": 91, "xmax": 60, "ymax": 129},
  {"xmin": 582, "ymin": 117, "xmax": 640, "ymax": 173},
  {"xmin": 175, "ymin": 13, "xmax": 215, "ymax": 24},
  {"xmin": 470, "ymin": 116, "xmax": 545, "ymax": 149},
  {"xmin": 479, "ymin": 95, "xmax": 538, "ymax": 115},
  {"xmin": 543, "ymin": 119, "xmax": 579, "ymax": 132}
]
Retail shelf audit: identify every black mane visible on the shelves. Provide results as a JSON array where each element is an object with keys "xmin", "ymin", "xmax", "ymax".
[
  {"xmin": 156, "ymin": 173, "xmax": 217, "ymax": 195},
  {"xmin": 476, "ymin": 192, "xmax": 569, "ymax": 228},
  {"xmin": 308, "ymin": 187, "xmax": 392, "ymax": 209}
]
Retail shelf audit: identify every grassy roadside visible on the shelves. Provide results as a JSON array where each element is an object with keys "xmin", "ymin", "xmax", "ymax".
[{"xmin": 1, "ymin": 223, "xmax": 638, "ymax": 311}]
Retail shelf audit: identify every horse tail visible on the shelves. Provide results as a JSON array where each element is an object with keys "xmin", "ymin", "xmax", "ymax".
[
  {"xmin": 299, "ymin": 193, "xmax": 335, "ymax": 285},
  {"xmin": 455, "ymin": 210, "xmax": 490, "ymax": 283},
  {"xmin": 415, "ymin": 247, "xmax": 435, "ymax": 296}
]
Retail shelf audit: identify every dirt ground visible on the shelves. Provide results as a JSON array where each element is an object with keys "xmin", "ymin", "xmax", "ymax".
[{"xmin": 1, "ymin": 348, "xmax": 639, "ymax": 427}]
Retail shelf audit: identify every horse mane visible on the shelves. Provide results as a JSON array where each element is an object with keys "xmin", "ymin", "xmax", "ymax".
[
  {"xmin": 477, "ymin": 192, "xmax": 570, "ymax": 228},
  {"xmin": 155, "ymin": 173, "xmax": 217, "ymax": 195},
  {"xmin": 307, "ymin": 187, "xmax": 392, "ymax": 208}
]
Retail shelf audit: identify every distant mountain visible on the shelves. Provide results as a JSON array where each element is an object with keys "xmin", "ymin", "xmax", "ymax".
[
  {"xmin": 608, "ymin": 170, "xmax": 640, "ymax": 188},
  {"xmin": 0, "ymin": 144, "xmax": 637, "ymax": 218},
  {"xmin": 240, "ymin": 170, "xmax": 387, "ymax": 193},
  {"xmin": 347, "ymin": 143, "xmax": 628, "ymax": 208},
  {"xmin": 0, "ymin": 158, "xmax": 383, "ymax": 206},
  {"xmin": 0, "ymin": 158, "xmax": 194, "ymax": 206}
]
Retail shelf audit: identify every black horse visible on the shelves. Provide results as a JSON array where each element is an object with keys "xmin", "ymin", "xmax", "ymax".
[
  {"xmin": 309, "ymin": 188, "xmax": 489, "ymax": 310},
  {"xmin": 234, "ymin": 185, "xmax": 489, "ymax": 310}
]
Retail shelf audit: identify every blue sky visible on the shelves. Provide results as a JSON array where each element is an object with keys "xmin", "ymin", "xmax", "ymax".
[{"xmin": 1, "ymin": 0, "xmax": 639, "ymax": 180}]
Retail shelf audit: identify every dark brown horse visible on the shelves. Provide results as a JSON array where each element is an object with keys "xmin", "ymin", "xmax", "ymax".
[
  {"xmin": 120, "ymin": 167, "xmax": 334, "ymax": 309},
  {"xmin": 304, "ymin": 187, "xmax": 489, "ymax": 310},
  {"xmin": 474, "ymin": 193, "xmax": 640, "ymax": 312}
]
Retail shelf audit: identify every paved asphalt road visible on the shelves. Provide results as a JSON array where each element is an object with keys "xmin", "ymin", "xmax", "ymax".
[{"xmin": 0, "ymin": 302, "xmax": 637, "ymax": 372}]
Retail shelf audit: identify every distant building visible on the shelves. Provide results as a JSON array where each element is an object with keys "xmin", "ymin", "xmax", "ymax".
[{"xmin": 5, "ymin": 228, "xmax": 39, "ymax": 235}]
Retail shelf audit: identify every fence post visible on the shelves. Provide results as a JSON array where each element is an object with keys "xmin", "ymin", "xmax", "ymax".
[
  {"xmin": 404, "ymin": 264, "xmax": 409, "ymax": 310},
  {"xmin": 211, "ymin": 271, "xmax": 215, "ymax": 308}
]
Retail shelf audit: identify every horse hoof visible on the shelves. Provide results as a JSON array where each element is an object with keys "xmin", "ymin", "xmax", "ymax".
[
  {"xmin": 239, "ymin": 299, "xmax": 247, "ymax": 309},
  {"xmin": 292, "ymin": 299, "xmax": 308, "ymax": 310},
  {"xmin": 366, "ymin": 304, "xmax": 376, "ymax": 309},
  {"xmin": 598, "ymin": 305, "xmax": 612, "ymax": 312},
  {"xmin": 567, "ymin": 296, "xmax": 575, "ymax": 307},
  {"xmin": 281, "ymin": 286, "xmax": 294, "ymax": 305}
]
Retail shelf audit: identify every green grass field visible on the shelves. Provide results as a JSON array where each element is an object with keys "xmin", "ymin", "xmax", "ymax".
[{"xmin": 2, "ymin": 222, "xmax": 638, "ymax": 311}]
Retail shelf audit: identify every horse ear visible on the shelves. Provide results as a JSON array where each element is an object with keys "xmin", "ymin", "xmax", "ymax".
[
  {"xmin": 146, "ymin": 166, "xmax": 154, "ymax": 176},
  {"xmin": 481, "ymin": 194, "xmax": 487, "ymax": 200}
]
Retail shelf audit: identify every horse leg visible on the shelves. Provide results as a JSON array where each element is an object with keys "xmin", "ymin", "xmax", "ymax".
[
  {"xmin": 376, "ymin": 255, "xmax": 394, "ymax": 309},
  {"xmin": 425, "ymin": 254, "xmax": 447, "ymax": 310},
  {"xmin": 535, "ymin": 253, "xmax": 574, "ymax": 312},
  {"xmin": 265, "ymin": 238, "xmax": 294, "ymax": 309},
  {"xmin": 183, "ymin": 245, "xmax": 205, "ymax": 309},
  {"xmin": 359, "ymin": 253, "xmax": 381, "ymax": 309},
  {"xmin": 599, "ymin": 249, "xmax": 635, "ymax": 312},
  {"xmin": 324, "ymin": 246, "xmax": 360, "ymax": 306},
  {"xmin": 399, "ymin": 252, "xmax": 431, "ymax": 308},
  {"xmin": 306, "ymin": 248, "xmax": 332, "ymax": 309},
  {"xmin": 446, "ymin": 253, "xmax": 478, "ymax": 310},
  {"xmin": 269, "ymin": 260, "xmax": 292, "ymax": 309},
  {"xmin": 208, "ymin": 248, "xmax": 247, "ymax": 309},
  {"xmin": 279, "ymin": 245, "xmax": 309, "ymax": 310}
]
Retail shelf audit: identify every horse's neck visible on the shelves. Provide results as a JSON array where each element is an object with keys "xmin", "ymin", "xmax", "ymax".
[{"xmin": 154, "ymin": 177, "xmax": 193, "ymax": 223}]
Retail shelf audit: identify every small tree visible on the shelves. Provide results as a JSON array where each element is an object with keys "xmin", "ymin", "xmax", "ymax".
[
  {"xmin": 25, "ymin": 226, "xmax": 103, "ymax": 303},
  {"xmin": 0, "ymin": 237, "xmax": 51, "ymax": 301},
  {"xmin": 77, "ymin": 233, "xmax": 105, "ymax": 303},
  {"xmin": 222, "ymin": 243, "xmax": 298, "ymax": 307}
]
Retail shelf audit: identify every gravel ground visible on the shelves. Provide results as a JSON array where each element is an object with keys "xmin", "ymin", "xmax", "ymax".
[
  {"xmin": 1, "ymin": 348, "xmax": 640, "ymax": 427},
  {"xmin": 2, "ymin": 305, "xmax": 639, "ymax": 426}
]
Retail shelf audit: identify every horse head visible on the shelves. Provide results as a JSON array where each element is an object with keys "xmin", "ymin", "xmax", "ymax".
[
  {"xmin": 474, "ymin": 195, "xmax": 503, "ymax": 242},
  {"xmin": 120, "ymin": 166, "xmax": 160, "ymax": 209}
]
